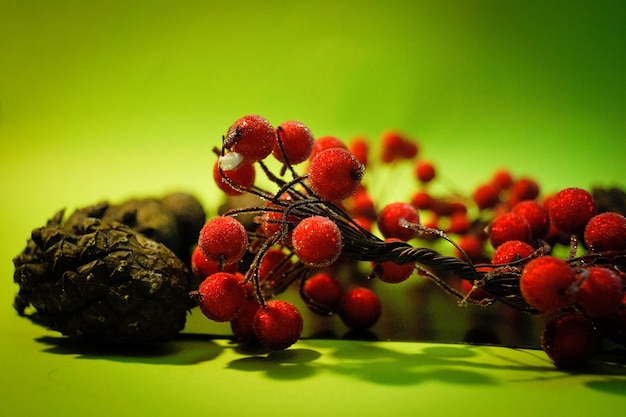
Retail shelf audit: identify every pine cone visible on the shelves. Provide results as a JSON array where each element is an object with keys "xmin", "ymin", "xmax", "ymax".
[{"xmin": 12, "ymin": 196, "xmax": 202, "ymax": 344}]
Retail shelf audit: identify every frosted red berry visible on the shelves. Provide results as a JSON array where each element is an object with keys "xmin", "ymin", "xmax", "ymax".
[
  {"xmin": 212, "ymin": 160, "xmax": 256, "ymax": 196},
  {"xmin": 253, "ymin": 300, "xmax": 303, "ymax": 350},
  {"xmin": 511, "ymin": 200, "xmax": 550, "ymax": 239},
  {"xmin": 541, "ymin": 311, "xmax": 600, "ymax": 369},
  {"xmin": 230, "ymin": 297, "xmax": 262, "ymax": 344},
  {"xmin": 548, "ymin": 187, "xmax": 597, "ymax": 235},
  {"xmin": 291, "ymin": 216, "xmax": 343, "ymax": 267},
  {"xmin": 491, "ymin": 240, "xmax": 534, "ymax": 265},
  {"xmin": 309, "ymin": 135, "xmax": 347, "ymax": 161},
  {"xmin": 377, "ymin": 202, "xmax": 420, "ymax": 241},
  {"xmin": 415, "ymin": 160, "xmax": 436, "ymax": 183},
  {"xmin": 196, "ymin": 272, "xmax": 247, "ymax": 322},
  {"xmin": 223, "ymin": 115, "xmax": 276, "ymax": 162},
  {"xmin": 273, "ymin": 120, "xmax": 315, "ymax": 165},
  {"xmin": 339, "ymin": 287, "xmax": 382, "ymax": 330},
  {"xmin": 191, "ymin": 245, "xmax": 238, "ymax": 280},
  {"xmin": 573, "ymin": 266, "xmax": 623, "ymax": 318},
  {"xmin": 487, "ymin": 212, "xmax": 532, "ymax": 248},
  {"xmin": 583, "ymin": 211, "xmax": 626, "ymax": 252},
  {"xmin": 308, "ymin": 147, "xmax": 365, "ymax": 201},
  {"xmin": 520, "ymin": 255, "xmax": 576, "ymax": 312},
  {"xmin": 302, "ymin": 272, "xmax": 343, "ymax": 315},
  {"xmin": 198, "ymin": 216, "xmax": 248, "ymax": 265}
]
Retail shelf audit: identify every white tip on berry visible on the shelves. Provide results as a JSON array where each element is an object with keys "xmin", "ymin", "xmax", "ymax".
[{"xmin": 219, "ymin": 152, "xmax": 244, "ymax": 171}]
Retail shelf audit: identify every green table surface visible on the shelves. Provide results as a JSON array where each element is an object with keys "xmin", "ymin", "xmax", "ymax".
[{"xmin": 2, "ymin": 1, "xmax": 626, "ymax": 416}]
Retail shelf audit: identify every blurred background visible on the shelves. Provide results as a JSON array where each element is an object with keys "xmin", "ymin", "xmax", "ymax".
[{"xmin": 1, "ymin": 0, "xmax": 625, "ymax": 346}]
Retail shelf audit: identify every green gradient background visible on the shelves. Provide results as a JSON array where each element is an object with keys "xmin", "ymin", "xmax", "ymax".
[{"xmin": 1, "ymin": 1, "xmax": 625, "ymax": 416}]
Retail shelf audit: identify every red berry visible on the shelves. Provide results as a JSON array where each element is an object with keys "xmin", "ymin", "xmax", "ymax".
[
  {"xmin": 257, "ymin": 248, "xmax": 293, "ymax": 283},
  {"xmin": 292, "ymin": 216, "xmax": 343, "ymax": 267},
  {"xmin": 520, "ymin": 255, "xmax": 576, "ymax": 312},
  {"xmin": 487, "ymin": 212, "xmax": 532, "ymax": 248},
  {"xmin": 380, "ymin": 131, "xmax": 418, "ymax": 163},
  {"xmin": 472, "ymin": 183, "xmax": 500, "ymax": 210},
  {"xmin": 372, "ymin": 239, "xmax": 415, "ymax": 283},
  {"xmin": 191, "ymin": 245, "xmax": 238, "ymax": 280},
  {"xmin": 583, "ymin": 211, "xmax": 626, "ymax": 252},
  {"xmin": 273, "ymin": 120, "xmax": 315, "ymax": 165},
  {"xmin": 446, "ymin": 212, "xmax": 471, "ymax": 235},
  {"xmin": 212, "ymin": 160, "xmax": 256, "ymax": 196},
  {"xmin": 548, "ymin": 187, "xmax": 597, "ymax": 235},
  {"xmin": 302, "ymin": 272, "xmax": 344, "ymax": 315},
  {"xmin": 574, "ymin": 266, "xmax": 623, "ymax": 318},
  {"xmin": 253, "ymin": 300, "xmax": 303, "ymax": 350},
  {"xmin": 198, "ymin": 216, "xmax": 248, "ymax": 265},
  {"xmin": 511, "ymin": 200, "xmax": 550, "ymax": 239},
  {"xmin": 455, "ymin": 235, "xmax": 486, "ymax": 262},
  {"xmin": 197, "ymin": 272, "xmax": 247, "ymax": 322},
  {"xmin": 491, "ymin": 240, "xmax": 534, "ymax": 265},
  {"xmin": 541, "ymin": 312, "xmax": 600, "ymax": 369},
  {"xmin": 490, "ymin": 168, "xmax": 514, "ymax": 191},
  {"xmin": 377, "ymin": 202, "xmax": 420, "ymax": 241},
  {"xmin": 230, "ymin": 297, "xmax": 262, "ymax": 344},
  {"xmin": 410, "ymin": 190, "xmax": 433, "ymax": 210},
  {"xmin": 309, "ymin": 135, "xmax": 347, "ymax": 161},
  {"xmin": 339, "ymin": 287, "xmax": 382, "ymax": 330},
  {"xmin": 507, "ymin": 177, "xmax": 540, "ymax": 206},
  {"xmin": 308, "ymin": 148, "xmax": 365, "ymax": 201},
  {"xmin": 223, "ymin": 115, "xmax": 276, "ymax": 162},
  {"xmin": 415, "ymin": 160, "xmax": 436, "ymax": 183},
  {"xmin": 349, "ymin": 136, "xmax": 369, "ymax": 167}
]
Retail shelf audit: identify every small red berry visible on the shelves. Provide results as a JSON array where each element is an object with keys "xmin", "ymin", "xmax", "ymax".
[
  {"xmin": 574, "ymin": 266, "xmax": 623, "ymax": 318},
  {"xmin": 339, "ymin": 287, "xmax": 382, "ymax": 330},
  {"xmin": 511, "ymin": 200, "xmax": 550, "ymax": 239},
  {"xmin": 415, "ymin": 160, "xmax": 436, "ymax": 183},
  {"xmin": 196, "ymin": 272, "xmax": 247, "ymax": 322},
  {"xmin": 490, "ymin": 168, "xmax": 514, "ymax": 191},
  {"xmin": 491, "ymin": 240, "xmax": 534, "ymax": 265},
  {"xmin": 212, "ymin": 160, "xmax": 256, "ymax": 196},
  {"xmin": 372, "ymin": 239, "xmax": 415, "ymax": 283},
  {"xmin": 377, "ymin": 202, "xmax": 420, "ymax": 241},
  {"xmin": 446, "ymin": 212, "xmax": 471, "ymax": 235},
  {"xmin": 230, "ymin": 297, "xmax": 262, "ymax": 344},
  {"xmin": 507, "ymin": 177, "xmax": 540, "ymax": 206},
  {"xmin": 309, "ymin": 135, "xmax": 347, "ymax": 161},
  {"xmin": 472, "ymin": 183, "xmax": 500, "ymax": 210},
  {"xmin": 302, "ymin": 272, "xmax": 344, "ymax": 315},
  {"xmin": 253, "ymin": 300, "xmax": 303, "ymax": 350},
  {"xmin": 349, "ymin": 136, "xmax": 369, "ymax": 167},
  {"xmin": 198, "ymin": 216, "xmax": 248, "ymax": 265},
  {"xmin": 520, "ymin": 255, "xmax": 576, "ymax": 312},
  {"xmin": 308, "ymin": 148, "xmax": 365, "ymax": 201},
  {"xmin": 541, "ymin": 312, "xmax": 600, "ymax": 369},
  {"xmin": 223, "ymin": 115, "xmax": 276, "ymax": 162},
  {"xmin": 257, "ymin": 248, "xmax": 293, "ymax": 283},
  {"xmin": 548, "ymin": 187, "xmax": 597, "ymax": 235},
  {"xmin": 380, "ymin": 131, "xmax": 418, "ymax": 163},
  {"xmin": 455, "ymin": 235, "xmax": 486, "ymax": 263},
  {"xmin": 191, "ymin": 245, "xmax": 238, "ymax": 280},
  {"xmin": 583, "ymin": 211, "xmax": 626, "ymax": 252},
  {"xmin": 487, "ymin": 212, "xmax": 532, "ymax": 248},
  {"xmin": 410, "ymin": 190, "xmax": 433, "ymax": 210},
  {"xmin": 273, "ymin": 120, "xmax": 315, "ymax": 165},
  {"xmin": 291, "ymin": 216, "xmax": 343, "ymax": 267}
]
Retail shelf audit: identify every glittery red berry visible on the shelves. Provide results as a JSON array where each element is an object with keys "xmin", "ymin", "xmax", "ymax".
[
  {"xmin": 223, "ymin": 115, "xmax": 276, "ymax": 162},
  {"xmin": 491, "ymin": 240, "xmax": 534, "ymax": 265},
  {"xmin": 548, "ymin": 187, "xmax": 597, "ymax": 235},
  {"xmin": 487, "ymin": 212, "xmax": 532, "ymax": 248},
  {"xmin": 308, "ymin": 148, "xmax": 365, "ymax": 201},
  {"xmin": 273, "ymin": 120, "xmax": 315, "ymax": 165},
  {"xmin": 196, "ymin": 272, "xmax": 247, "ymax": 322},
  {"xmin": 191, "ymin": 245, "xmax": 238, "ymax": 281},
  {"xmin": 511, "ymin": 200, "xmax": 550, "ymax": 239},
  {"xmin": 583, "ymin": 212, "xmax": 626, "ymax": 252},
  {"xmin": 212, "ymin": 160, "xmax": 256, "ymax": 196},
  {"xmin": 377, "ymin": 202, "xmax": 420, "ymax": 241},
  {"xmin": 541, "ymin": 311, "xmax": 600, "ymax": 369},
  {"xmin": 302, "ymin": 272, "xmax": 344, "ymax": 315},
  {"xmin": 339, "ymin": 287, "xmax": 382, "ymax": 330},
  {"xmin": 520, "ymin": 255, "xmax": 576, "ymax": 313},
  {"xmin": 292, "ymin": 216, "xmax": 343, "ymax": 267},
  {"xmin": 574, "ymin": 266, "xmax": 623, "ymax": 318},
  {"xmin": 253, "ymin": 299, "xmax": 303, "ymax": 350},
  {"xmin": 198, "ymin": 216, "xmax": 248, "ymax": 265}
]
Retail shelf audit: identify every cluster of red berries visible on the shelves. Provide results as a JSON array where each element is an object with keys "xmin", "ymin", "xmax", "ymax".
[{"xmin": 190, "ymin": 114, "xmax": 626, "ymax": 369}]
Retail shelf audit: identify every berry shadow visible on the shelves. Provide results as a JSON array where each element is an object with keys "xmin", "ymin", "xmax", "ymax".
[{"xmin": 227, "ymin": 348, "xmax": 323, "ymax": 381}]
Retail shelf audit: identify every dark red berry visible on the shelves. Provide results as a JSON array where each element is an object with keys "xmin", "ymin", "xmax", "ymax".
[
  {"xmin": 377, "ymin": 202, "xmax": 420, "ymax": 241},
  {"xmin": 223, "ymin": 115, "xmax": 276, "ymax": 162},
  {"xmin": 472, "ymin": 183, "xmax": 500, "ymax": 210},
  {"xmin": 491, "ymin": 240, "xmax": 534, "ymax": 265},
  {"xmin": 230, "ymin": 297, "xmax": 262, "ymax": 344},
  {"xmin": 339, "ymin": 287, "xmax": 382, "ymax": 330},
  {"xmin": 490, "ymin": 168, "xmax": 514, "ymax": 191},
  {"xmin": 574, "ymin": 266, "xmax": 623, "ymax": 318},
  {"xmin": 372, "ymin": 239, "xmax": 414, "ymax": 283},
  {"xmin": 541, "ymin": 312, "xmax": 600, "ymax": 369},
  {"xmin": 292, "ymin": 216, "xmax": 343, "ymax": 267},
  {"xmin": 196, "ymin": 272, "xmax": 247, "ymax": 322},
  {"xmin": 548, "ymin": 187, "xmax": 597, "ymax": 235},
  {"xmin": 349, "ymin": 136, "xmax": 369, "ymax": 167},
  {"xmin": 198, "ymin": 216, "xmax": 248, "ymax": 265},
  {"xmin": 308, "ymin": 148, "xmax": 365, "ymax": 201},
  {"xmin": 302, "ymin": 272, "xmax": 343, "ymax": 315},
  {"xmin": 273, "ymin": 120, "xmax": 315, "ymax": 165},
  {"xmin": 583, "ymin": 211, "xmax": 626, "ymax": 252},
  {"xmin": 455, "ymin": 235, "xmax": 486, "ymax": 263},
  {"xmin": 520, "ymin": 255, "xmax": 576, "ymax": 312},
  {"xmin": 487, "ymin": 212, "xmax": 532, "ymax": 248},
  {"xmin": 253, "ymin": 300, "xmax": 303, "ymax": 350},
  {"xmin": 511, "ymin": 200, "xmax": 550, "ymax": 239},
  {"xmin": 410, "ymin": 190, "xmax": 433, "ymax": 210},
  {"xmin": 507, "ymin": 177, "xmax": 540, "ymax": 206},
  {"xmin": 212, "ymin": 160, "xmax": 256, "ymax": 196},
  {"xmin": 191, "ymin": 245, "xmax": 238, "ymax": 280},
  {"xmin": 380, "ymin": 131, "xmax": 418, "ymax": 163},
  {"xmin": 415, "ymin": 160, "xmax": 436, "ymax": 183}
]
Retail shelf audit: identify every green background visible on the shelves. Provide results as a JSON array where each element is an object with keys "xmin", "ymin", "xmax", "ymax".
[{"xmin": 1, "ymin": 1, "xmax": 625, "ymax": 416}]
